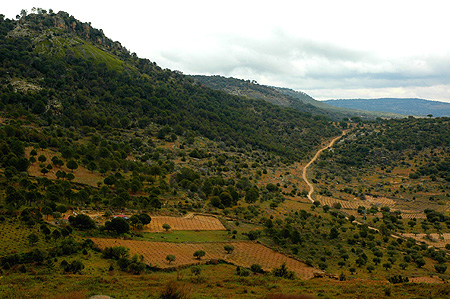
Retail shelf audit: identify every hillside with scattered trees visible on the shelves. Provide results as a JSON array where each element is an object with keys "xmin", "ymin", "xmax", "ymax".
[{"xmin": 0, "ymin": 9, "xmax": 450, "ymax": 299}]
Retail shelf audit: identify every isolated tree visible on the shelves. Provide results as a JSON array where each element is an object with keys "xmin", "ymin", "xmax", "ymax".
[
  {"xmin": 66, "ymin": 160, "xmax": 78, "ymax": 172},
  {"xmin": 38, "ymin": 155, "xmax": 47, "ymax": 163},
  {"xmin": 162, "ymin": 223, "xmax": 171, "ymax": 231},
  {"xmin": 383, "ymin": 262, "xmax": 392, "ymax": 271},
  {"xmin": 415, "ymin": 258, "xmax": 426, "ymax": 268},
  {"xmin": 40, "ymin": 167, "xmax": 49, "ymax": 176},
  {"xmin": 166, "ymin": 254, "xmax": 176, "ymax": 264},
  {"xmin": 193, "ymin": 250, "xmax": 206, "ymax": 260},
  {"xmin": 224, "ymin": 245, "xmax": 235, "ymax": 254}
]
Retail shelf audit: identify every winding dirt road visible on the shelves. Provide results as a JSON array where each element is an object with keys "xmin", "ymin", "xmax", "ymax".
[{"xmin": 302, "ymin": 131, "xmax": 347, "ymax": 203}]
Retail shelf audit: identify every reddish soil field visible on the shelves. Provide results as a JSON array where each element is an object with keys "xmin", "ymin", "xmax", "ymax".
[
  {"xmin": 145, "ymin": 214, "xmax": 226, "ymax": 232},
  {"xmin": 91, "ymin": 238, "xmax": 316, "ymax": 279}
]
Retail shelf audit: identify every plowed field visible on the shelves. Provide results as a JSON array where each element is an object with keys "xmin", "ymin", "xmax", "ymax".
[
  {"xmin": 145, "ymin": 214, "xmax": 226, "ymax": 232},
  {"xmin": 91, "ymin": 238, "xmax": 316, "ymax": 279}
]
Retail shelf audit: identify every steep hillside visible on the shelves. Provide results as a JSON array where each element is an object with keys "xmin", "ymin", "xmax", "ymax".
[
  {"xmin": 0, "ymin": 12, "xmax": 341, "ymax": 162},
  {"xmin": 192, "ymin": 75, "xmax": 403, "ymax": 120},
  {"xmin": 324, "ymin": 98, "xmax": 450, "ymax": 117}
]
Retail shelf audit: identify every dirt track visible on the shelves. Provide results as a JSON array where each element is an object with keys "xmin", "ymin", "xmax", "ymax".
[{"xmin": 302, "ymin": 132, "xmax": 346, "ymax": 203}]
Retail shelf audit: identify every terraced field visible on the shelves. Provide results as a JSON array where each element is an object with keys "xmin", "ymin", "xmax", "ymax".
[
  {"xmin": 91, "ymin": 238, "xmax": 317, "ymax": 279},
  {"xmin": 145, "ymin": 214, "xmax": 226, "ymax": 232}
]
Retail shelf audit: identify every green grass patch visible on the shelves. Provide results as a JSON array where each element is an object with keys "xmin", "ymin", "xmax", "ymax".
[{"xmin": 139, "ymin": 230, "xmax": 233, "ymax": 243}]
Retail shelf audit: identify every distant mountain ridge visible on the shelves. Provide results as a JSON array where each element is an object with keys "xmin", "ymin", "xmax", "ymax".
[
  {"xmin": 191, "ymin": 75, "xmax": 403, "ymax": 120},
  {"xmin": 324, "ymin": 98, "xmax": 450, "ymax": 117}
]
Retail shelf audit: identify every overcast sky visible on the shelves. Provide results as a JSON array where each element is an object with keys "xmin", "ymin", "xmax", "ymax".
[{"xmin": 4, "ymin": 1, "xmax": 450, "ymax": 102}]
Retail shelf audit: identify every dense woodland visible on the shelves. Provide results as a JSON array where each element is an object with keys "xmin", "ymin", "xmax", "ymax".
[{"xmin": 0, "ymin": 9, "xmax": 450, "ymax": 299}]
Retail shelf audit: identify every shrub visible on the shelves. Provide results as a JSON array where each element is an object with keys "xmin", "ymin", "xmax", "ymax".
[
  {"xmin": 388, "ymin": 275, "xmax": 409, "ymax": 284},
  {"xmin": 191, "ymin": 266, "xmax": 201, "ymax": 276},
  {"xmin": 435, "ymin": 264, "xmax": 447, "ymax": 274},
  {"xmin": 159, "ymin": 281, "xmax": 192, "ymax": 299},
  {"xmin": 236, "ymin": 266, "xmax": 250, "ymax": 277},
  {"xmin": 250, "ymin": 264, "xmax": 264, "ymax": 274},
  {"xmin": 272, "ymin": 262, "xmax": 295, "ymax": 279},
  {"xmin": 64, "ymin": 260, "xmax": 84, "ymax": 274}
]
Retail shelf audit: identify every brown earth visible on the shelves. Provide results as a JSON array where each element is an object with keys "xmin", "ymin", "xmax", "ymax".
[
  {"xmin": 144, "ymin": 214, "xmax": 226, "ymax": 232},
  {"xmin": 91, "ymin": 238, "xmax": 317, "ymax": 279}
]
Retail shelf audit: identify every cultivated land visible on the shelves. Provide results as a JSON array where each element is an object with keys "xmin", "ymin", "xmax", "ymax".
[
  {"xmin": 144, "ymin": 214, "xmax": 226, "ymax": 232},
  {"xmin": 2, "ymin": 11, "xmax": 450, "ymax": 299},
  {"xmin": 91, "ymin": 238, "xmax": 317, "ymax": 279}
]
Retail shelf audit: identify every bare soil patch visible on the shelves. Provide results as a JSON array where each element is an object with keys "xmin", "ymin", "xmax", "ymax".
[{"xmin": 409, "ymin": 276, "xmax": 444, "ymax": 283}]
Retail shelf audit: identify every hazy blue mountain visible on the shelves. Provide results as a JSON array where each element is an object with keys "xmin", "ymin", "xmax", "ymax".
[{"xmin": 324, "ymin": 98, "xmax": 450, "ymax": 117}]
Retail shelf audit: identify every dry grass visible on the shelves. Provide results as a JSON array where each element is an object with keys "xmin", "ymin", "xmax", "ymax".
[{"xmin": 25, "ymin": 147, "xmax": 104, "ymax": 187}]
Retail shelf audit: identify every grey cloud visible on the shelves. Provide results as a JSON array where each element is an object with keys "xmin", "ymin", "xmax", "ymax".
[{"xmin": 158, "ymin": 30, "xmax": 450, "ymax": 96}]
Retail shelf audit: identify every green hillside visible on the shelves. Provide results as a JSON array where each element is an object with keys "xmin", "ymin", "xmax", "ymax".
[
  {"xmin": 0, "ymin": 12, "xmax": 341, "ymax": 163},
  {"xmin": 192, "ymin": 75, "xmax": 404, "ymax": 120},
  {"xmin": 1, "ymin": 9, "xmax": 450, "ymax": 299}
]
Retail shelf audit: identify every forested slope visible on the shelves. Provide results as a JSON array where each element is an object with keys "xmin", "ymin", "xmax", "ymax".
[{"xmin": 0, "ymin": 12, "xmax": 340, "ymax": 162}]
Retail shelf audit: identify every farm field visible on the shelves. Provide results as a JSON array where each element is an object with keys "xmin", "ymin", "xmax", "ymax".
[
  {"xmin": 90, "ymin": 238, "xmax": 316, "ymax": 279},
  {"xmin": 144, "ymin": 214, "xmax": 226, "ymax": 232}
]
